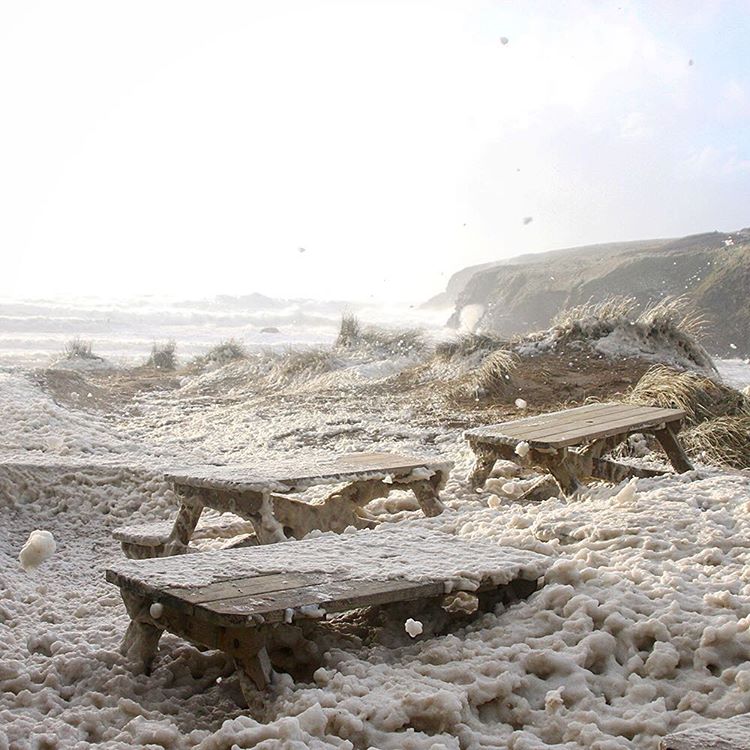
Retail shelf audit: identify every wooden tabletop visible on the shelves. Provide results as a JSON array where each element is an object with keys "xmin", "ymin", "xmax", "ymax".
[
  {"xmin": 165, "ymin": 452, "xmax": 452, "ymax": 494},
  {"xmin": 465, "ymin": 402, "xmax": 686, "ymax": 450}
]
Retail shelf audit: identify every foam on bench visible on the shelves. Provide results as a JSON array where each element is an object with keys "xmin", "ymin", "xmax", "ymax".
[
  {"xmin": 116, "ymin": 452, "xmax": 452, "ymax": 558},
  {"xmin": 114, "ymin": 514, "xmax": 256, "ymax": 558}
]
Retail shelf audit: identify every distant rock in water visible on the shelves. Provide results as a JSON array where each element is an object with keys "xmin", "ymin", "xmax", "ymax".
[
  {"xmin": 259, "ymin": 326, "xmax": 280, "ymax": 334},
  {"xmin": 428, "ymin": 229, "xmax": 750, "ymax": 357}
]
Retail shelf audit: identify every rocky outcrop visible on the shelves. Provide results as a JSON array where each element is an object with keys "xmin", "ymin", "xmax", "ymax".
[{"xmin": 436, "ymin": 230, "xmax": 750, "ymax": 357}]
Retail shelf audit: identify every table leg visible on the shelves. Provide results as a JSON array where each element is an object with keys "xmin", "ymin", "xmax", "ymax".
[
  {"xmin": 164, "ymin": 495, "xmax": 205, "ymax": 555},
  {"xmin": 246, "ymin": 491, "xmax": 287, "ymax": 545},
  {"xmin": 410, "ymin": 479, "xmax": 445, "ymax": 517},
  {"xmin": 653, "ymin": 424, "xmax": 694, "ymax": 473},
  {"xmin": 543, "ymin": 450, "xmax": 584, "ymax": 498},
  {"xmin": 468, "ymin": 444, "xmax": 498, "ymax": 489},
  {"xmin": 119, "ymin": 591, "xmax": 163, "ymax": 674},
  {"xmin": 236, "ymin": 647, "xmax": 273, "ymax": 696}
]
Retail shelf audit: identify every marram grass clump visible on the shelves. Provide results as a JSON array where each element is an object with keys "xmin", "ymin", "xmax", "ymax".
[
  {"xmin": 335, "ymin": 314, "xmax": 426, "ymax": 357},
  {"xmin": 435, "ymin": 333, "xmax": 508, "ymax": 361},
  {"xmin": 268, "ymin": 346, "xmax": 338, "ymax": 385},
  {"xmin": 147, "ymin": 340, "xmax": 177, "ymax": 371},
  {"xmin": 626, "ymin": 364, "xmax": 750, "ymax": 468},
  {"xmin": 448, "ymin": 348, "xmax": 518, "ymax": 405},
  {"xmin": 63, "ymin": 337, "xmax": 100, "ymax": 360},
  {"xmin": 549, "ymin": 295, "xmax": 714, "ymax": 372},
  {"xmin": 682, "ymin": 416, "xmax": 750, "ymax": 469},
  {"xmin": 202, "ymin": 339, "xmax": 248, "ymax": 366},
  {"xmin": 627, "ymin": 364, "xmax": 747, "ymax": 425}
]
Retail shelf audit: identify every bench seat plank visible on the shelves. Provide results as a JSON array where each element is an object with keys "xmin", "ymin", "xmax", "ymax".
[{"xmin": 114, "ymin": 515, "xmax": 255, "ymax": 546}]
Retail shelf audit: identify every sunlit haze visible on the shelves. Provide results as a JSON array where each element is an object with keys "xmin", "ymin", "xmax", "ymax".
[{"xmin": 2, "ymin": 0, "xmax": 749, "ymax": 302}]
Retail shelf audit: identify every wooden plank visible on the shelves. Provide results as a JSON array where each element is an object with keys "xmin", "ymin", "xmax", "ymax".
[
  {"xmin": 661, "ymin": 714, "xmax": 750, "ymax": 749},
  {"xmin": 504, "ymin": 402, "xmax": 636, "ymax": 434},
  {"xmin": 535, "ymin": 410, "xmax": 684, "ymax": 448},
  {"xmin": 107, "ymin": 568, "xmax": 447, "ymax": 627},
  {"xmin": 465, "ymin": 403, "xmax": 632, "ymax": 439},
  {"xmin": 163, "ymin": 572, "xmax": 320, "ymax": 604},
  {"xmin": 507, "ymin": 405, "xmax": 674, "ymax": 441},
  {"xmin": 464, "ymin": 404, "xmax": 632, "ymax": 443},
  {"xmin": 165, "ymin": 452, "xmax": 450, "ymax": 494},
  {"xmin": 467, "ymin": 406, "xmax": 684, "ymax": 449},
  {"xmin": 201, "ymin": 577, "xmax": 446, "ymax": 623},
  {"xmin": 467, "ymin": 404, "xmax": 682, "ymax": 443}
]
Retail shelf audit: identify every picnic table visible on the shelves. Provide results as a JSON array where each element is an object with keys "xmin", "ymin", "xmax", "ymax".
[
  {"xmin": 106, "ymin": 525, "xmax": 551, "ymax": 703},
  {"xmin": 465, "ymin": 402, "xmax": 693, "ymax": 496},
  {"xmin": 114, "ymin": 452, "xmax": 451, "ymax": 558}
]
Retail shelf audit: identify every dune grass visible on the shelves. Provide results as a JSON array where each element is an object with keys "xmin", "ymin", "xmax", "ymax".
[
  {"xmin": 335, "ymin": 314, "xmax": 426, "ymax": 357},
  {"xmin": 63, "ymin": 337, "xmax": 99, "ymax": 360},
  {"xmin": 147, "ymin": 340, "xmax": 177, "ymax": 371},
  {"xmin": 434, "ymin": 333, "xmax": 508, "ymax": 361},
  {"xmin": 682, "ymin": 416, "xmax": 750, "ymax": 469},
  {"xmin": 550, "ymin": 295, "xmax": 714, "ymax": 371},
  {"xmin": 200, "ymin": 339, "xmax": 248, "ymax": 367},
  {"xmin": 268, "ymin": 346, "xmax": 339, "ymax": 385},
  {"xmin": 627, "ymin": 364, "xmax": 747, "ymax": 425},
  {"xmin": 626, "ymin": 363, "xmax": 750, "ymax": 468}
]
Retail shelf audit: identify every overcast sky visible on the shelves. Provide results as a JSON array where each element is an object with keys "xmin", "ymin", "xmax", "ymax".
[{"xmin": 1, "ymin": 0, "xmax": 748, "ymax": 303}]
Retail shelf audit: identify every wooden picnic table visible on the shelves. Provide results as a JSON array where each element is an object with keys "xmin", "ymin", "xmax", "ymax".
[
  {"xmin": 114, "ymin": 452, "xmax": 451, "ymax": 558},
  {"xmin": 465, "ymin": 402, "xmax": 693, "ymax": 496},
  {"xmin": 106, "ymin": 525, "xmax": 551, "ymax": 702}
]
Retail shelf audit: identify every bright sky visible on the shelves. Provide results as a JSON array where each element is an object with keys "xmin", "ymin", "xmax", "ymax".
[{"xmin": 1, "ymin": 0, "xmax": 748, "ymax": 303}]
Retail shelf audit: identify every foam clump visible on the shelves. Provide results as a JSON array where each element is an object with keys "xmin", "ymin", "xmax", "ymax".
[
  {"xmin": 19, "ymin": 529, "xmax": 56, "ymax": 572},
  {"xmin": 515, "ymin": 441, "xmax": 530, "ymax": 458},
  {"xmin": 612, "ymin": 478, "xmax": 638, "ymax": 505},
  {"xmin": 405, "ymin": 618, "xmax": 424, "ymax": 637}
]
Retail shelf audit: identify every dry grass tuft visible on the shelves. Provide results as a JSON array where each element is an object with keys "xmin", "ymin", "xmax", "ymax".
[
  {"xmin": 64, "ymin": 337, "xmax": 100, "ymax": 360},
  {"xmin": 336, "ymin": 314, "xmax": 362, "ymax": 348},
  {"xmin": 202, "ymin": 339, "xmax": 248, "ymax": 366},
  {"xmin": 335, "ymin": 314, "xmax": 426, "ymax": 357},
  {"xmin": 549, "ymin": 295, "xmax": 714, "ymax": 371},
  {"xmin": 637, "ymin": 296, "xmax": 708, "ymax": 339},
  {"xmin": 627, "ymin": 364, "xmax": 747, "ymax": 425},
  {"xmin": 626, "ymin": 363, "xmax": 750, "ymax": 468},
  {"xmin": 552, "ymin": 296, "xmax": 638, "ymax": 329},
  {"xmin": 447, "ymin": 349, "xmax": 518, "ymax": 404},
  {"xmin": 474, "ymin": 349, "xmax": 518, "ymax": 397},
  {"xmin": 147, "ymin": 340, "xmax": 177, "ymax": 371},
  {"xmin": 435, "ymin": 333, "xmax": 507, "ymax": 361},
  {"xmin": 269, "ymin": 346, "xmax": 338, "ymax": 385},
  {"xmin": 682, "ymin": 416, "xmax": 750, "ymax": 469}
]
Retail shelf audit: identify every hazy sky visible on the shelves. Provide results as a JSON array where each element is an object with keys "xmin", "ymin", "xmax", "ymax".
[{"xmin": 1, "ymin": 1, "xmax": 748, "ymax": 302}]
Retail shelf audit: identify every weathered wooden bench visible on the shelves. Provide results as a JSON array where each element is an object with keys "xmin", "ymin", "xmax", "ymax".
[
  {"xmin": 114, "ymin": 452, "xmax": 451, "ymax": 558},
  {"xmin": 661, "ymin": 714, "xmax": 750, "ymax": 749},
  {"xmin": 106, "ymin": 525, "xmax": 551, "ymax": 703},
  {"xmin": 465, "ymin": 402, "xmax": 693, "ymax": 497}
]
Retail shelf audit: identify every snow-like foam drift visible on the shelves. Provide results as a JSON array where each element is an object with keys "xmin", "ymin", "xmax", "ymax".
[{"xmin": 2, "ymin": 331, "xmax": 750, "ymax": 748}]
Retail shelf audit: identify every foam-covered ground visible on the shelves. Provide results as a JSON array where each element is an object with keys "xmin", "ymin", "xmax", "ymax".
[{"xmin": 2, "ymin": 360, "xmax": 750, "ymax": 749}]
